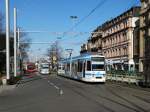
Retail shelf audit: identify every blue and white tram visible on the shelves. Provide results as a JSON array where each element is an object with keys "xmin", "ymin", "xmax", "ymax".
[{"xmin": 58, "ymin": 53, "xmax": 106, "ymax": 83}]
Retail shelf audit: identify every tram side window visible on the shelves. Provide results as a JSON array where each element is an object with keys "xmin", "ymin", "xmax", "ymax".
[
  {"xmin": 87, "ymin": 61, "xmax": 91, "ymax": 71},
  {"xmin": 67, "ymin": 63, "xmax": 70, "ymax": 71},
  {"xmin": 78, "ymin": 61, "xmax": 82, "ymax": 72},
  {"xmin": 65, "ymin": 64, "xmax": 67, "ymax": 70}
]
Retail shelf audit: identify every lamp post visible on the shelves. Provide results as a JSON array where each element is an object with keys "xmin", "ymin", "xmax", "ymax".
[{"xmin": 70, "ymin": 16, "xmax": 78, "ymax": 33}]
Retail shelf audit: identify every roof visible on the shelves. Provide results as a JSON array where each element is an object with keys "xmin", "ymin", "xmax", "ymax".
[{"xmin": 60, "ymin": 53, "xmax": 105, "ymax": 63}]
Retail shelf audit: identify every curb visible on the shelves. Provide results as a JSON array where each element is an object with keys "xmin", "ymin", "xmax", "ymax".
[
  {"xmin": 106, "ymin": 80, "xmax": 150, "ymax": 92},
  {"xmin": 0, "ymin": 85, "xmax": 16, "ymax": 94}
]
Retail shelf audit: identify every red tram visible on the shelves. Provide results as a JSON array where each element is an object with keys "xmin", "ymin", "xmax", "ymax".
[{"xmin": 25, "ymin": 62, "xmax": 37, "ymax": 73}]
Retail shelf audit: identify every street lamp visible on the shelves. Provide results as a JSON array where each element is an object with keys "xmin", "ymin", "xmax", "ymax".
[
  {"xmin": 70, "ymin": 16, "xmax": 78, "ymax": 19},
  {"xmin": 70, "ymin": 16, "xmax": 78, "ymax": 32}
]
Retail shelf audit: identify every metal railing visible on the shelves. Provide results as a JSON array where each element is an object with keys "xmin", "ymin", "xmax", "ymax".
[{"xmin": 106, "ymin": 70, "xmax": 144, "ymax": 84}]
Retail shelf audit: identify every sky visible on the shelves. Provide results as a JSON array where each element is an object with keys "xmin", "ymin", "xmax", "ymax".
[{"xmin": 0, "ymin": 0, "xmax": 140, "ymax": 60}]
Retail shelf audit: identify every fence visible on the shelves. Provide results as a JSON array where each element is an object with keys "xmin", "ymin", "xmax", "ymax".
[{"xmin": 106, "ymin": 70, "xmax": 144, "ymax": 84}]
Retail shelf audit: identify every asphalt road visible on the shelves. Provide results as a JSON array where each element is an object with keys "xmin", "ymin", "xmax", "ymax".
[{"xmin": 0, "ymin": 73, "xmax": 150, "ymax": 112}]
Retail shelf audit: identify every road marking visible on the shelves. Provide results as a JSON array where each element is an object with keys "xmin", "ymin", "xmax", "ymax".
[
  {"xmin": 59, "ymin": 89, "xmax": 63, "ymax": 95},
  {"xmin": 49, "ymin": 82, "xmax": 54, "ymax": 86},
  {"xmin": 54, "ymin": 85, "xmax": 59, "ymax": 90},
  {"xmin": 47, "ymin": 81, "xmax": 64, "ymax": 95},
  {"xmin": 40, "ymin": 75, "xmax": 64, "ymax": 96}
]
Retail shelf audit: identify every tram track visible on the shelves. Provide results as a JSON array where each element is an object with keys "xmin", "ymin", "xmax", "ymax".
[
  {"xmin": 57, "ymin": 76, "xmax": 150, "ymax": 112},
  {"xmin": 103, "ymin": 86, "xmax": 149, "ymax": 112},
  {"xmin": 47, "ymin": 76, "xmax": 115, "ymax": 112},
  {"xmin": 74, "ymin": 83, "xmax": 146, "ymax": 112},
  {"xmin": 52, "ymin": 76, "xmax": 150, "ymax": 112}
]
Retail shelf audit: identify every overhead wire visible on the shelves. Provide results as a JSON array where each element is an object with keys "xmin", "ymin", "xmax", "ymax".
[
  {"xmin": 62, "ymin": 0, "xmax": 108, "ymax": 40},
  {"xmin": 68, "ymin": 0, "xmax": 141, "ymax": 40},
  {"xmin": 69, "ymin": 0, "xmax": 108, "ymax": 31}
]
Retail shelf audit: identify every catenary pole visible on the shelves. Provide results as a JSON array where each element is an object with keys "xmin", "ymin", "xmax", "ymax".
[
  {"xmin": 14, "ymin": 8, "xmax": 17, "ymax": 77},
  {"xmin": 5, "ymin": 0, "xmax": 10, "ymax": 80}
]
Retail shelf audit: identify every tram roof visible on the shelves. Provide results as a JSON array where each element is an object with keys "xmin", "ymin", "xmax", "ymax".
[{"xmin": 59, "ymin": 53, "xmax": 104, "ymax": 63}]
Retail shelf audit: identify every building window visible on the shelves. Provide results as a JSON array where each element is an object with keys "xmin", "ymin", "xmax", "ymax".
[
  {"xmin": 111, "ymin": 28, "xmax": 112, "ymax": 33},
  {"xmin": 148, "ymin": 28, "xmax": 150, "ymax": 36},
  {"xmin": 115, "ymin": 49, "xmax": 117, "ymax": 56},
  {"xmin": 104, "ymin": 51, "xmax": 106, "ymax": 56},
  {"xmin": 113, "ymin": 50, "xmax": 114, "ymax": 57},
  {"xmin": 124, "ymin": 31, "xmax": 127, "ymax": 41},
  {"xmin": 111, "ymin": 38, "xmax": 112, "ymax": 45},
  {"xmin": 118, "ymin": 35, "xmax": 120, "ymax": 43},
  {"xmin": 125, "ymin": 47, "xmax": 128, "ymax": 56},
  {"xmin": 115, "ymin": 36, "xmax": 117, "ymax": 43},
  {"xmin": 148, "ymin": 12, "xmax": 150, "ymax": 20},
  {"xmin": 116, "ymin": 25, "xmax": 118, "ymax": 31},
  {"xmin": 119, "ymin": 48, "xmax": 121, "ymax": 56}
]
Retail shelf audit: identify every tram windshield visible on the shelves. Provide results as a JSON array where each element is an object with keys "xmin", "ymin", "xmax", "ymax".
[
  {"xmin": 91, "ymin": 57, "xmax": 104, "ymax": 62},
  {"xmin": 41, "ymin": 64, "xmax": 49, "ymax": 69},
  {"xmin": 92, "ymin": 64, "xmax": 105, "ymax": 71}
]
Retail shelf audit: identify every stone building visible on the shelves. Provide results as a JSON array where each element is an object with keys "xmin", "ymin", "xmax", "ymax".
[
  {"xmin": 101, "ymin": 7, "xmax": 140, "ymax": 71},
  {"xmin": 80, "ymin": 43, "xmax": 88, "ymax": 54},
  {"xmin": 140, "ymin": 0, "xmax": 150, "ymax": 85},
  {"xmin": 80, "ymin": 7, "xmax": 141, "ymax": 72},
  {"xmin": 80, "ymin": 27, "xmax": 103, "ymax": 55}
]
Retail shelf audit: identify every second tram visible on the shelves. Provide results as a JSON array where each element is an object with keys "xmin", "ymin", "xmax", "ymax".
[{"xmin": 58, "ymin": 53, "xmax": 106, "ymax": 83}]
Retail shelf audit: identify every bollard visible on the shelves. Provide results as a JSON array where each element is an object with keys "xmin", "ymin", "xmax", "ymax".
[{"xmin": 2, "ymin": 78, "xmax": 7, "ymax": 85}]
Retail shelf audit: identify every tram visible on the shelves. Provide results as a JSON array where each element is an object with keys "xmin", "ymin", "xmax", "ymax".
[
  {"xmin": 58, "ymin": 53, "xmax": 106, "ymax": 83},
  {"xmin": 24, "ymin": 62, "xmax": 37, "ymax": 73}
]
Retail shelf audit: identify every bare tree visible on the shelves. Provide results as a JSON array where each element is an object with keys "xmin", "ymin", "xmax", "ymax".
[
  {"xmin": 47, "ymin": 41, "xmax": 64, "ymax": 70},
  {"xmin": 16, "ymin": 29, "xmax": 31, "ymax": 75},
  {"xmin": 19, "ymin": 31, "xmax": 31, "ymax": 61},
  {"xmin": 0, "ymin": 12, "xmax": 31, "ymax": 74}
]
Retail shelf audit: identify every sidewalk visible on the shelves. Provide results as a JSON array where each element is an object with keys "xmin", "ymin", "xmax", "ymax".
[{"xmin": 0, "ymin": 84, "xmax": 16, "ymax": 94}]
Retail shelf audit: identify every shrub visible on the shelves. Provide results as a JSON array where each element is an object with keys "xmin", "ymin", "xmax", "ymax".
[{"xmin": 7, "ymin": 75, "xmax": 22, "ymax": 85}]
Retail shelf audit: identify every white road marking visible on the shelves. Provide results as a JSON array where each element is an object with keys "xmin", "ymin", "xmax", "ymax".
[
  {"xmin": 59, "ymin": 89, "xmax": 63, "ymax": 95},
  {"xmin": 47, "ymin": 81, "xmax": 64, "ymax": 95},
  {"xmin": 50, "ymin": 82, "xmax": 54, "ymax": 86},
  {"xmin": 40, "ymin": 75, "xmax": 64, "ymax": 95},
  {"xmin": 54, "ymin": 85, "xmax": 59, "ymax": 90}
]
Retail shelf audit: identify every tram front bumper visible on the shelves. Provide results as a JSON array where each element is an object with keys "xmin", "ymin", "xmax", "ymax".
[{"xmin": 82, "ymin": 77, "xmax": 106, "ymax": 82}]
